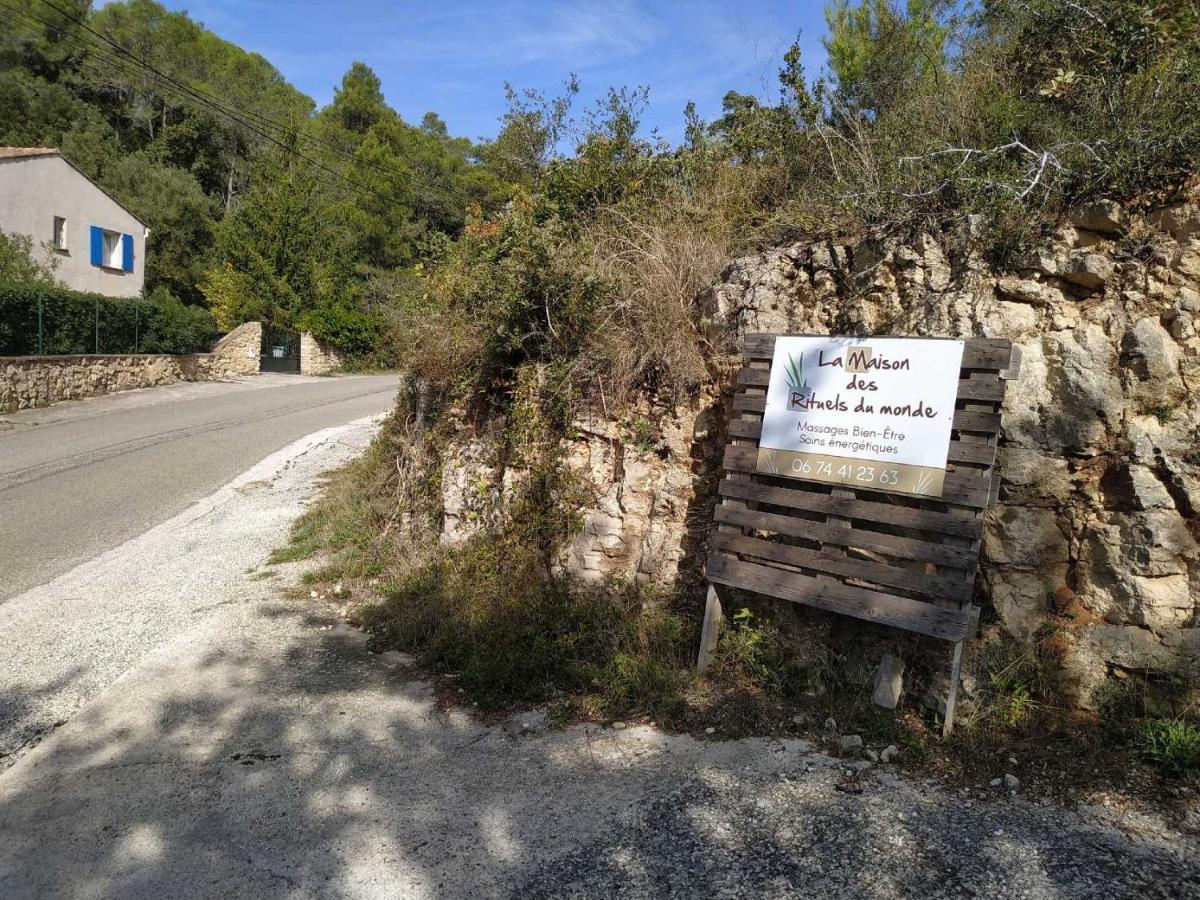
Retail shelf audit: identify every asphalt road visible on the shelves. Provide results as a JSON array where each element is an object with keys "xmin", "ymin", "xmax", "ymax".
[{"xmin": 0, "ymin": 373, "xmax": 397, "ymax": 601}]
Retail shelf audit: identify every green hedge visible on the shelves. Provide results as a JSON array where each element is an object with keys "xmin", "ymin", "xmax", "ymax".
[{"xmin": 0, "ymin": 282, "xmax": 217, "ymax": 356}]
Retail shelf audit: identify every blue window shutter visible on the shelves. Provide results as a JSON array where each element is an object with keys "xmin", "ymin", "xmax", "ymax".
[
  {"xmin": 121, "ymin": 233, "xmax": 134, "ymax": 272},
  {"xmin": 90, "ymin": 226, "xmax": 103, "ymax": 266}
]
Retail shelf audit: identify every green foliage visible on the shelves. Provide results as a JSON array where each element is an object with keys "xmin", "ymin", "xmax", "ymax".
[
  {"xmin": 1, "ymin": 1, "xmax": 512, "ymax": 361},
  {"xmin": 203, "ymin": 135, "xmax": 346, "ymax": 329},
  {"xmin": 200, "ymin": 132, "xmax": 396, "ymax": 359},
  {"xmin": 711, "ymin": 607, "xmax": 825, "ymax": 698},
  {"xmin": 137, "ymin": 285, "xmax": 218, "ymax": 353},
  {"xmin": 0, "ymin": 280, "xmax": 214, "ymax": 355},
  {"xmin": 691, "ymin": 0, "xmax": 1200, "ymax": 244},
  {"xmin": 0, "ymin": 231, "xmax": 58, "ymax": 284},
  {"xmin": 479, "ymin": 77, "xmax": 579, "ymax": 189},
  {"xmin": 325, "ymin": 62, "xmax": 389, "ymax": 136},
  {"xmin": 967, "ymin": 632, "xmax": 1061, "ymax": 732},
  {"xmin": 99, "ymin": 154, "xmax": 217, "ymax": 305},
  {"xmin": 298, "ymin": 302, "xmax": 380, "ymax": 358},
  {"xmin": 823, "ymin": 0, "xmax": 949, "ymax": 118},
  {"xmin": 357, "ymin": 513, "xmax": 686, "ymax": 709},
  {"xmin": 1137, "ymin": 719, "xmax": 1200, "ymax": 778},
  {"xmin": 285, "ymin": 409, "xmax": 687, "ymax": 711},
  {"xmin": 1097, "ymin": 672, "xmax": 1196, "ymax": 728},
  {"xmin": 396, "ymin": 196, "xmax": 601, "ymax": 405}
]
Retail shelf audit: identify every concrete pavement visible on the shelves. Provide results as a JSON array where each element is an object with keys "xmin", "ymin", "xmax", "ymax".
[
  {"xmin": 0, "ymin": 373, "xmax": 397, "ymax": 601},
  {"xmin": 0, "ymin": 410, "xmax": 390, "ymax": 769}
]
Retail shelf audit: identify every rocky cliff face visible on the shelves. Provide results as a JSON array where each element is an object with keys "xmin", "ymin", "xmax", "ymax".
[
  {"xmin": 434, "ymin": 196, "xmax": 1200, "ymax": 705},
  {"xmin": 708, "ymin": 198, "xmax": 1199, "ymax": 702}
]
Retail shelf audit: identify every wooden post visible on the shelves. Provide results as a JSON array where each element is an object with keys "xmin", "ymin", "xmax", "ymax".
[
  {"xmin": 696, "ymin": 584, "xmax": 724, "ymax": 672},
  {"xmin": 942, "ymin": 639, "xmax": 964, "ymax": 738}
]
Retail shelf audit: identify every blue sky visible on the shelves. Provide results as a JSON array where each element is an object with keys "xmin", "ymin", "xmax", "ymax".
[{"xmin": 154, "ymin": 1, "xmax": 833, "ymax": 146}]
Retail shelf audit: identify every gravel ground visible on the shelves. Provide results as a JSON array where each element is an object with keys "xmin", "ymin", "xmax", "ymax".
[{"xmin": 515, "ymin": 767, "xmax": 1200, "ymax": 899}]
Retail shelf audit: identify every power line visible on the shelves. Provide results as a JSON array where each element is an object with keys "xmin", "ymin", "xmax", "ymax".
[
  {"xmin": 4, "ymin": 0, "xmax": 409, "ymax": 207},
  {"xmin": 28, "ymin": 0, "xmax": 387, "ymax": 173},
  {"xmin": 0, "ymin": 7, "xmax": 370, "ymax": 209}
]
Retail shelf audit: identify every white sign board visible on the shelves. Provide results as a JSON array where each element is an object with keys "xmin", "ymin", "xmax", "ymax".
[{"xmin": 757, "ymin": 335, "xmax": 965, "ymax": 497}]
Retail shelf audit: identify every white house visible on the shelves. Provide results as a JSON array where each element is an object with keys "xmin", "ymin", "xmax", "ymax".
[{"xmin": 0, "ymin": 147, "xmax": 148, "ymax": 298}]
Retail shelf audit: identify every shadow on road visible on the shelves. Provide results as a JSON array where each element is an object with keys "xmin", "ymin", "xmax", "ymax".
[
  {"xmin": 0, "ymin": 666, "xmax": 87, "ymax": 767},
  {"xmin": 0, "ymin": 602, "xmax": 1196, "ymax": 899}
]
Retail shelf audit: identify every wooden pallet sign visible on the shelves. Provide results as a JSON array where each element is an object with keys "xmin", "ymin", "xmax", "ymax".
[{"xmin": 699, "ymin": 333, "xmax": 1020, "ymax": 735}]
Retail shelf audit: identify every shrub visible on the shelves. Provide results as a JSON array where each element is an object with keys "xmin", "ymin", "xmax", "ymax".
[
  {"xmin": 0, "ymin": 231, "xmax": 57, "ymax": 284},
  {"xmin": 298, "ymin": 303, "xmax": 382, "ymax": 361},
  {"xmin": 1137, "ymin": 719, "xmax": 1200, "ymax": 778},
  {"xmin": 966, "ymin": 632, "xmax": 1061, "ymax": 732},
  {"xmin": 0, "ymin": 281, "xmax": 215, "ymax": 356},
  {"xmin": 138, "ymin": 286, "xmax": 220, "ymax": 354},
  {"xmin": 711, "ymin": 606, "xmax": 827, "ymax": 698},
  {"xmin": 356, "ymin": 512, "xmax": 688, "ymax": 710}
]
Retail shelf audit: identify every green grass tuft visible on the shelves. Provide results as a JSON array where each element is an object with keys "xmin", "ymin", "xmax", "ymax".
[{"xmin": 1137, "ymin": 719, "xmax": 1200, "ymax": 778}]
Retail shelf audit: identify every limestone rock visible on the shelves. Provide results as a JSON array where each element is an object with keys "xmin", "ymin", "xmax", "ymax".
[
  {"xmin": 984, "ymin": 506, "xmax": 1069, "ymax": 568},
  {"xmin": 995, "ymin": 275, "xmax": 1060, "ymax": 306},
  {"xmin": 996, "ymin": 447, "xmax": 1073, "ymax": 505},
  {"xmin": 408, "ymin": 188, "xmax": 1200, "ymax": 711},
  {"xmin": 1077, "ymin": 510, "xmax": 1198, "ymax": 631},
  {"xmin": 1150, "ymin": 201, "xmax": 1200, "ymax": 239},
  {"xmin": 1070, "ymin": 200, "xmax": 1126, "ymax": 235},
  {"xmin": 872, "ymin": 654, "xmax": 905, "ymax": 709},
  {"xmin": 1040, "ymin": 326, "xmax": 1125, "ymax": 451},
  {"xmin": 1060, "ymin": 252, "xmax": 1114, "ymax": 290},
  {"xmin": 1121, "ymin": 318, "xmax": 1184, "ymax": 401}
]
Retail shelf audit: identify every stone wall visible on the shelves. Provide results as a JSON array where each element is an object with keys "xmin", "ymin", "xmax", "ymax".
[
  {"xmin": 208, "ymin": 321, "xmax": 262, "ymax": 376},
  {"xmin": 300, "ymin": 331, "xmax": 343, "ymax": 375},
  {"xmin": 430, "ymin": 194, "xmax": 1200, "ymax": 705},
  {"xmin": 0, "ymin": 321, "xmax": 262, "ymax": 413},
  {"xmin": 435, "ymin": 404, "xmax": 712, "ymax": 586}
]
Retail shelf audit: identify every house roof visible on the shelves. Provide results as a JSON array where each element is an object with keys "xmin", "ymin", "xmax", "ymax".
[
  {"xmin": 0, "ymin": 147, "xmax": 148, "ymax": 230},
  {"xmin": 0, "ymin": 147, "xmax": 60, "ymax": 159}
]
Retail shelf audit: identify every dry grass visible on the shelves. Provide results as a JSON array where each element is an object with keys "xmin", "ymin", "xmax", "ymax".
[{"xmin": 578, "ymin": 202, "xmax": 731, "ymax": 406}]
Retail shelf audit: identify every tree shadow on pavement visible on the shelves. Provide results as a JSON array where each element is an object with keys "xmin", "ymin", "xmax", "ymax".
[
  {"xmin": 0, "ymin": 665, "xmax": 86, "ymax": 769},
  {"xmin": 0, "ymin": 602, "xmax": 1196, "ymax": 899}
]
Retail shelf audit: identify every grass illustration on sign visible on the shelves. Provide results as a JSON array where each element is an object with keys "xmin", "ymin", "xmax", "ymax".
[
  {"xmin": 784, "ymin": 352, "xmax": 807, "ymax": 393},
  {"xmin": 912, "ymin": 468, "xmax": 936, "ymax": 496}
]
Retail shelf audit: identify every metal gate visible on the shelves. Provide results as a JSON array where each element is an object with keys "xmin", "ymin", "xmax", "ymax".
[{"xmin": 260, "ymin": 326, "xmax": 301, "ymax": 373}]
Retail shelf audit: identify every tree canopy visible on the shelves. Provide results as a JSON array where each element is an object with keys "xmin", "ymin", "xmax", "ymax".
[{"xmin": 0, "ymin": 0, "xmax": 511, "ymax": 348}]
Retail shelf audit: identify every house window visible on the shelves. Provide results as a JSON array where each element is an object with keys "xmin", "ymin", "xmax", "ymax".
[
  {"xmin": 102, "ymin": 230, "xmax": 122, "ymax": 268},
  {"xmin": 52, "ymin": 216, "xmax": 67, "ymax": 251},
  {"xmin": 89, "ymin": 225, "xmax": 133, "ymax": 272}
]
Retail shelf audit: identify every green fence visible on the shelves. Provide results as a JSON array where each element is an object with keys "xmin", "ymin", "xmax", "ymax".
[{"xmin": 0, "ymin": 281, "xmax": 217, "ymax": 356}]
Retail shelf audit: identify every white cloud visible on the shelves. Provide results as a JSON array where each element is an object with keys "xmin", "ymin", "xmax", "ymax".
[{"xmin": 372, "ymin": 0, "xmax": 660, "ymax": 69}]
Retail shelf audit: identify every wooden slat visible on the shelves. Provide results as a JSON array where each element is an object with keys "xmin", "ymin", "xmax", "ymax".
[
  {"xmin": 717, "ymin": 477, "xmax": 982, "ymax": 539},
  {"xmin": 721, "ymin": 444, "xmax": 993, "ymax": 509},
  {"xmin": 706, "ymin": 552, "xmax": 975, "ymax": 641},
  {"xmin": 714, "ymin": 504, "xmax": 977, "ymax": 569},
  {"xmin": 713, "ymin": 531, "xmax": 975, "ymax": 604},
  {"xmin": 741, "ymin": 333, "xmax": 1015, "ymax": 372}
]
